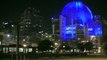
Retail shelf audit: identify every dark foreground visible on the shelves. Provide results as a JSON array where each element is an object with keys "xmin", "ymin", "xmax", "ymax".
[
  {"xmin": 1, "ymin": 57, "xmax": 107, "ymax": 60},
  {"xmin": 1, "ymin": 53, "xmax": 107, "ymax": 60}
]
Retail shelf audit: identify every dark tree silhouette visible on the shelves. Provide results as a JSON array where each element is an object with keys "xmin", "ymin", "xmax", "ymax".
[
  {"xmin": 38, "ymin": 39, "xmax": 54, "ymax": 51},
  {"xmin": 103, "ymin": 42, "xmax": 107, "ymax": 55},
  {"xmin": 84, "ymin": 42, "xmax": 93, "ymax": 53},
  {"xmin": 77, "ymin": 42, "xmax": 84, "ymax": 52},
  {"xmin": 59, "ymin": 42, "xmax": 71, "ymax": 51}
]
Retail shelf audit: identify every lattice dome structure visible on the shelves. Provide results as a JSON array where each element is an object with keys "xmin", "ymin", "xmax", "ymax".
[{"xmin": 60, "ymin": 1, "xmax": 102, "ymax": 41}]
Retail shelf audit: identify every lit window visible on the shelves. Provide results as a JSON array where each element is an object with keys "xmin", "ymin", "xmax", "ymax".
[
  {"xmin": 19, "ymin": 48, "xmax": 23, "ymax": 52},
  {"xmin": 11, "ymin": 25, "xmax": 14, "ymax": 27},
  {"xmin": 4, "ymin": 22, "xmax": 8, "ymax": 25},
  {"xmin": 29, "ymin": 48, "xmax": 32, "ymax": 52},
  {"xmin": 0, "ymin": 41, "xmax": 1, "ymax": 45},
  {"xmin": 26, "ymin": 25, "xmax": 28, "ymax": 27},
  {"xmin": 88, "ymin": 28, "xmax": 93, "ymax": 31}
]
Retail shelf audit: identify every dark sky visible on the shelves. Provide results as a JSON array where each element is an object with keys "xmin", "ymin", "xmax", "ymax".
[{"xmin": 0, "ymin": 0, "xmax": 107, "ymax": 20}]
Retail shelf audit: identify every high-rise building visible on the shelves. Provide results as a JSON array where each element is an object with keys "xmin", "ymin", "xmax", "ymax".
[
  {"xmin": 0, "ymin": 19, "xmax": 17, "ymax": 45},
  {"xmin": 20, "ymin": 7, "xmax": 44, "ymax": 46}
]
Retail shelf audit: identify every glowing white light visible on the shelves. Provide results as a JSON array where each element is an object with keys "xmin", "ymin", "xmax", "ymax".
[
  {"xmin": 78, "ymin": 38, "xmax": 80, "ymax": 40},
  {"xmin": 98, "ymin": 47, "xmax": 101, "ymax": 53},
  {"xmin": 49, "ymin": 35, "xmax": 52, "ymax": 38},
  {"xmin": 41, "ymin": 34, "xmax": 43, "ymax": 35},
  {"xmin": 63, "ymin": 46, "xmax": 65, "ymax": 48},
  {"xmin": 72, "ymin": 27, "xmax": 76, "ymax": 29},
  {"xmin": 23, "ymin": 39, "xmax": 26, "ymax": 42},
  {"xmin": 0, "ymin": 41, "xmax": 1, "ymax": 45},
  {"xmin": 46, "ymin": 36, "xmax": 48, "ymax": 38},
  {"xmin": 91, "ymin": 36, "xmax": 95, "ymax": 38},
  {"xmin": 4, "ymin": 22, "xmax": 8, "ymax": 25},
  {"xmin": 66, "ymin": 31, "xmax": 72, "ymax": 34},
  {"xmin": 39, "ymin": 31, "xmax": 41, "ymax": 33},
  {"xmin": 50, "ymin": 45, "xmax": 53, "ymax": 47},
  {"xmin": 51, "ymin": 17, "xmax": 54, "ymax": 20},
  {"xmin": 80, "ymin": 24, "xmax": 84, "ymax": 27},
  {"xmin": 54, "ymin": 42, "xmax": 58, "ymax": 46},
  {"xmin": 7, "ymin": 34, "xmax": 10, "ymax": 38},
  {"xmin": 66, "ymin": 27, "xmax": 71, "ymax": 30},
  {"xmin": 11, "ymin": 25, "xmax": 14, "ymax": 27},
  {"xmin": 45, "ymin": 33, "xmax": 48, "ymax": 35},
  {"xmin": 88, "ymin": 28, "xmax": 93, "ymax": 31},
  {"xmin": 23, "ymin": 44, "xmax": 27, "ymax": 47}
]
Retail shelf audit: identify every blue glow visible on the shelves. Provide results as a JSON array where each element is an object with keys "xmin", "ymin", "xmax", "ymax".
[
  {"xmin": 88, "ymin": 28, "xmax": 93, "ymax": 31},
  {"xmin": 80, "ymin": 24, "xmax": 84, "ymax": 27},
  {"xmin": 61, "ymin": 1, "xmax": 93, "ymax": 24},
  {"xmin": 60, "ymin": 1, "xmax": 94, "ymax": 41},
  {"xmin": 87, "ymin": 21, "xmax": 102, "ymax": 36}
]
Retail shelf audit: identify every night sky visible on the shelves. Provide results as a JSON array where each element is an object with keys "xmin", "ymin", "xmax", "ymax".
[{"xmin": 0, "ymin": 0, "xmax": 107, "ymax": 20}]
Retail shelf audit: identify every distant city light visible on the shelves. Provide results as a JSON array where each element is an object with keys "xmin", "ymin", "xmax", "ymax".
[
  {"xmin": 50, "ymin": 45, "xmax": 53, "ymax": 47},
  {"xmin": 91, "ymin": 36, "xmax": 95, "ymax": 38},
  {"xmin": 45, "ymin": 36, "xmax": 48, "ymax": 38},
  {"xmin": 54, "ymin": 42, "xmax": 58, "ymax": 46},
  {"xmin": 7, "ymin": 34, "xmax": 10, "ymax": 38},
  {"xmin": 78, "ymin": 38, "xmax": 80, "ymax": 40},
  {"xmin": 23, "ymin": 39, "xmax": 26, "ymax": 42},
  {"xmin": 11, "ymin": 25, "xmax": 14, "ymax": 27},
  {"xmin": 0, "ymin": 41, "xmax": 1, "ymax": 45},
  {"xmin": 98, "ymin": 47, "xmax": 101, "ymax": 53},
  {"xmin": 41, "ymin": 34, "xmax": 43, "ymax": 35},
  {"xmin": 4, "ymin": 22, "xmax": 8, "ymax": 25},
  {"xmin": 45, "ymin": 33, "xmax": 48, "ymax": 35},
  {"xmin": 51, "ymin": 17, "xmax": 54, "ymax": 20},
  {"xmin": 88, "ymin": 28, "xmax": 93, "ymax": 31},
  {"xmin": 49, "ymin": 35, "xmax": 52, "ymax": 38},
  {"xmin": 80, "ymin": 24, "xmax": 84, "ymax": 27},
  {"xmin": 63, "ymin": 45, "xmax": 65, "ymax": 48},
  {"xmin": 23, "ymin": 44, "xmax": 27, "ymax": 47},
  {"xmin": 39, "ymin": 31, "xmax": 42, "ymax": 33}
]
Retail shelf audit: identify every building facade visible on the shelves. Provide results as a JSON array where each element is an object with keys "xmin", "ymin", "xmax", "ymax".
[
  {"xmin": 19, "ymin": 7, "xmax": 44, "ymax": 47},
  {"xmin": 60, "ymin": 1, "xmax": 102, "ymax": 54}
]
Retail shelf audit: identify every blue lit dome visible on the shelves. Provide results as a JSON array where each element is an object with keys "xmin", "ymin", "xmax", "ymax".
[
  {"xmin": 61, "ymin": 1, "xmax": 93, "ymax": 24},
  {"xmin": 60, "ymin": 1, "xmax": 94, "ymax": 41}
]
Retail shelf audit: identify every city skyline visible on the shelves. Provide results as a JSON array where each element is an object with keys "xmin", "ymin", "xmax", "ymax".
[
  {"xmin": 0, "ymin": 0, "xmax": 107, "ymax": 60},
  {"xmin": 0, "ymin": 0, "xmax": 107, "ymax": 20}
]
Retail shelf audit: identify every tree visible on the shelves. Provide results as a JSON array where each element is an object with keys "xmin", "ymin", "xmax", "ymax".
[
  {"xmin": 59, "ymin": 42, "xmax": 71, "ymax": 51},
  {"xmin": 103, "ymin": 42, "xmax": 107, "ymax": 55},
  {"xmin": 38, "ymin": 39, "xmax": 54, "ymax": 51},
  {"xmin": 84, "ymin": 42, "xmax": 93, "ymax": 53},
  {"xmin": 64, "ymin": 42, "xmax": 71, "ymax": 50},
  {"xmin": 77, "ymin": 42, "xmax": 84, "ymax": 52}
]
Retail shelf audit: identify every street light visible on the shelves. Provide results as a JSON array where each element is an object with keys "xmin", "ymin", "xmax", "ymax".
[
  {"xmin": 7, "ymin": 34, "xmax": 10, "ymax": 38},
  {"xmin": 54, "ymin": 42, "xmax": 58, "ymax": 46},
  {"xmin": 23, "ymin": 44, "xmax": 27, "ymax": 60},
  {"xmin": 23, "ymin": 44, "xmax": 27, "ymax": 48},
  {"xmin": 63, "ymin": 45, "xmax": 65, "ymax": 48}
]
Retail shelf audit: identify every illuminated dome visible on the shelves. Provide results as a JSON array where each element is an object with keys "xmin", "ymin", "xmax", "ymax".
[
  {"xmin": 60, "ymin": 1, "xmax": 94, "ymax": 41},
  {"xmin": 61, "ymin": 1, "xmax": 93, "ymax": 24}
]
